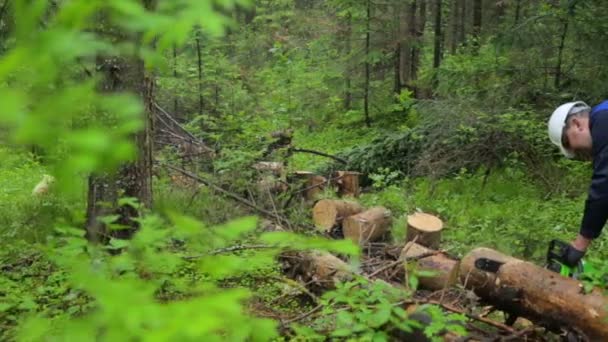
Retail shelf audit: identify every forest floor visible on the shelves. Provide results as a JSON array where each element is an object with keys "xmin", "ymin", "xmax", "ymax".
[{"xmin": 1, "ymin": 145, "xmax": 606, "ymax": 341}]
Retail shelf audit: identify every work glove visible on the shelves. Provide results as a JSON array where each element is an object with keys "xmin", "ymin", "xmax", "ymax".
[{"xmin": 562, "ymin": 244, "xmax": 586, "ymax": 268}]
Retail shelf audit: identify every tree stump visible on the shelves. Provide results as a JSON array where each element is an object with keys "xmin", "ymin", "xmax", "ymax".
[
  {"xmin": 334, "ymin": 171, "xmax": 361, "ymax": 197},
  {"xmin": 406, "ymin": 212, "xmax": 443, "ymax": 249},
  {"xmin": 312, "ymin": 199, "xmax": 364, "ymax": 232},
  {"xmin": 343, "ymin": 206, "xmax": 392, "ymax": 244},
  {"xmin": 294, "ymin": 171, "xmax": 327, "ymax": 201},
  {"xmin": 401, "ymin": 242, "xmax": 460, "ymax": 291}
]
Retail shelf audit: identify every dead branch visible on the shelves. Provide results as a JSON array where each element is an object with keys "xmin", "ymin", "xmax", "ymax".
[
  {"xmin": 161, "ymin": 163, "xmax": 292, "ymax": 227},
  {"xmin": 290, "ymin": 148, "xmax": 348, "ymax": 164}
]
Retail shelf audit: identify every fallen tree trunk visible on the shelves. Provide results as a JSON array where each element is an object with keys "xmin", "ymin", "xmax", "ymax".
[
  {"xmin": 406, "ymin": 212, "xmax": 443, "ymax": 249},
  {"xmin": 460, "ymin": 247, "xmax": 608, "ymax": 341},
  {"xmin": 312, "ymin": 199, "xmax": 364, "ymax": 232},
  {"xmin": 401, "ymin": 242, "xmax": 459, "ymax": 291},
  {"xmin": 343, "ymin": 206, "xmax": 391, "ymax": 244}
]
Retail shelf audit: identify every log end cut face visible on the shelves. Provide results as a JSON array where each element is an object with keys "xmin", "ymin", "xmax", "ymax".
[
  {"xmin": 407, "ymin": 212, "xmax": 443, "ymax": 232},
  {"xmin": 312, "ymin": 199, "xmax": 364, "ymax": 232},
  {"xmin": 313, "ymin": 201, "xmax": 339, "ymax": 231}
]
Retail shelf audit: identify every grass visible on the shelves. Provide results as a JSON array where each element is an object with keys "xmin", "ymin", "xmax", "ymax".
[
  {"xmin": 358, "ymin": 168, "xmax": 607, "ymax": 265},
  {"xmin": 0, "ymin": 148, "xmax": 85, "ymax": 243}
]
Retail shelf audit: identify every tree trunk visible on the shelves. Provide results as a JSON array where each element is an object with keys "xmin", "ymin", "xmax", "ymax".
[
  {"xmin": 312, "ymin": 199, "xmax": 364, "ymax": 232},
  {"xmin": 472, "ymin": 0, "xmax": 482, "ymax": 50},
  {"xmin": 555, "ymin": 21, "xmax": 569, "ymax": 90},
  {"xmin": 394, "ymin": 43, "xmax": 401, "ymax": 96},
  {"xmin": 343, "ymin": 13, "xmax": 352, "ymax": 110},
  {"xmin": 514, "ymin": 0, "xmax": 521, "ymax": 26},
  {"xmin": 87, "ymin": 56, "xmax": 153, "ymax": 242},
  {"xmin": 433, "ymin": 0, "xmax": 443, "ymax": 69},
  {"xmin": 460, "ymin": 248, "xmax": 608, "ymax": 341},
  {"xmin": 195, "ymin": 30, "xmax": 204, "ymax": 116},
  {"xmin": 86, "ymin": 1, "xmax": 154, "ymax": 243},
  {"xmin": 449, "ymin": 0, "xmax": 459, "ymax": 54},
  {"xmin": 457, "ymin": 0, "xmax": 466, "ymax": 46},
  {"xmin": 492, "ymin": 0, "xmax": 506, "ymax": 24},
  {"xmin": 410, "ymin": 0, "xmax": 426, "ymax": 95},
  {"xmin": 173, "ymin": 44, "xmax": 179, "ymax": 115},
  {"xmin": 343, "ymin": 207, "xmax": 392, "ymax": 244},
  {"xmin": 399, "ymin": 0, "xmax": 416, "ymax": 94},
  {"xmin": 364, "ymin": 0, "xmax": 371, "ymax": 127}
]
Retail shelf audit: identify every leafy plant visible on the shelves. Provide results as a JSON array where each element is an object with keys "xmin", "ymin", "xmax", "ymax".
[
  {"xmin": 10, "ymin": 212, "xmax": 358, "ymax": 341},
  {"xmin": 292, "ymin": 277, "xmax": 466, "ymax": 342}
]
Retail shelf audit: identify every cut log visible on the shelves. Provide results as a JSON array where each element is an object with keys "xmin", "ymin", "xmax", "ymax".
[
  {"xmin": 334, "ymin": 171, "xmax": 361, "ymax": 197},
  {"xmin": 406, "ymin": 212, "xmax": 443, "ymax": 249},
  {"xmin": 343, "ymin": 206, "xmax": 392, "ymax": 244},
  {"xmin": 401, "ymin": 242, "xmax": 460, "ymax": 291},
  {"xmin": 460, "ymin": 247, "xmax": 608, "ymax": 341},
  {"xmin": 295, "ymin": 251, "xmax": 353, "ymax": 290},
  {"xmin": 312, "ymin": 199, "xmax": 364, "ymax": 232}
]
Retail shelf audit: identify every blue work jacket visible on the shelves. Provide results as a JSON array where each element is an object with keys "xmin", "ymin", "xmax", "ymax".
[{"xmin": 580, "ymin": 100, "xmax": 608, "ymax": 239}]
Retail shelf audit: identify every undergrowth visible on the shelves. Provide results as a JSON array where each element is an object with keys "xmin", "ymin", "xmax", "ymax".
[
  {"xmin": 359, "ymin": 167, "xmax": 608, "ymax": 264},
  {"xmin": 0, "ymin": 148, "xmax": 84, "ymax": 242}
]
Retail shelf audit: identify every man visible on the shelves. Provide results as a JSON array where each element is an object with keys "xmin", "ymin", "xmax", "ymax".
[{"xmin": 548, "ymin": 99, "xmax": 608, "ymax": 267}]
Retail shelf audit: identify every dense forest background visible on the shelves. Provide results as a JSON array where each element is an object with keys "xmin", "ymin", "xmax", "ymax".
[{"xmin": 1, "ymin": 0, "xmax": 608, "ymax": 340}]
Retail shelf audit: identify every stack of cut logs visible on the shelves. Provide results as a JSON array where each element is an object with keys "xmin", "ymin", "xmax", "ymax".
[{"xmin": 286, "ymin": 171, "xmax": 608, "ymax": 341}]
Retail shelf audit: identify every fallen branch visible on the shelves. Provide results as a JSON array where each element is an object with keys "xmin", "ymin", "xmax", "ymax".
[
  {"xmin": 153, "ymin": 102, "xmax": 214, "ymax": 153},
  {"xmin": 290, "ymin": 148, "xmax": 348, "ymax": 164},
  {"xmin": 368, "ymin": 237, "xmax": 420, "ymax": 278},
  {"xmin": 153, "ymin": 102, "xmax": 199, "ymax": 141},
  {"xmin": 426, "ymin": 299, "xmax": 516, "ymax": 334},
  {"xmin": 281, "ymin": 304, "xmax": 323, "ymax": 325},
  {"xmin": 183, "ymin": 245, "xmax": 274, "ymax": 260},
  {"xmin": 161, "ymin": 163, "xmax": 291, "ymax": 226},
  {"xmin": 282, "ymin": 173, "xmax": 348, "ymax": 210}
]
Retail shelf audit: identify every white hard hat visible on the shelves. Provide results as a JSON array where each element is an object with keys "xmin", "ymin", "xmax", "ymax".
[{"xmin": 547, "ymin": 101, "xmax": 590, "ymax": 158}]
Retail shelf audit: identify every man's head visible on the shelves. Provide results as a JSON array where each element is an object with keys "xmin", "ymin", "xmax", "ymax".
[{"xmin": 548, "ymin": 101, "xmax": 593, "ymax": 159}]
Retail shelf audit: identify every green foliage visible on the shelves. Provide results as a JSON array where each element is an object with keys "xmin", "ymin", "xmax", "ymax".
[
  {"xmin": 3, "ymin": 0, "xmax": 608, "ymax": 339},
  {"xmin": 0, "ymin": 147, "xmax": 84, "ymax": 241},
  {"xmin": 2, "ymin": 212, "xmax": 358, "ymax": 341},
  {"xmin": 579, "ymin": 257, "xmax": 608, "ymax": 294},
  {"xmin": 0, "ymin": 0, "xmax": 252, "ymax": 194},
  {"xmin": 360, "ymin": 168, "xmax": 600, "ymax": 263},
  {"xmin": 292, "ymin": 277, "xmax": 466, "ymax": 341},
  {"xmin": 424, "ymin": 43, "xmax": 512, "ymax": 105}
]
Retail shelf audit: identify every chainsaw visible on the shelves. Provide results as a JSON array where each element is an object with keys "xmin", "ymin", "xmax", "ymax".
[{"xmin": 545, "ymin": 239, "xmax": 587, "ymax": 279}]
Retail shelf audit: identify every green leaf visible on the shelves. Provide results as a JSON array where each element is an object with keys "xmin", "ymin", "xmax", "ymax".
[
  {"xmin": 118, "ymin": 197, "xmax": 141, "ymax": 210},
  {"xmin": 108, "ymin": 238, "xmax": 130, "ymax": 250},
  {"xmin": 368, "ymin": 306, "xmax": 392, "ymax": 328}
]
